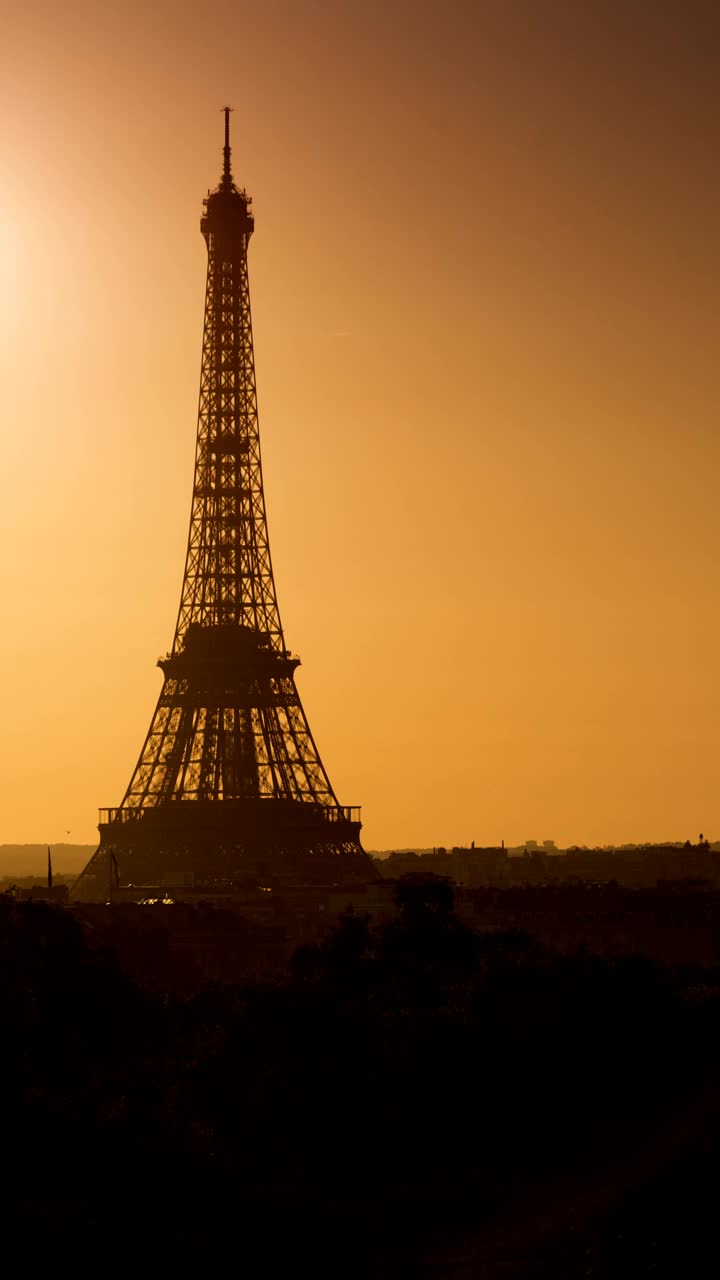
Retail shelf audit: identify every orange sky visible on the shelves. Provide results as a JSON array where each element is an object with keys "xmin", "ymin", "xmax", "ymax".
[{"xmin": 1, "ymin": 0, "xmax": 718, "ymax": 849}]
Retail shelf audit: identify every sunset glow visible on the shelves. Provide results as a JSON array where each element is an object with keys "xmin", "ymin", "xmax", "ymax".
[{"xmin": 2, "ymin": 0, "xmax": 718, "ymax": 850}]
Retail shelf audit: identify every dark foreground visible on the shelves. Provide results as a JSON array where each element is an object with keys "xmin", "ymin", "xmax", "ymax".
[{"xmin": 2, "ymin": 882, "xmax": 720, "ymax": 1275}]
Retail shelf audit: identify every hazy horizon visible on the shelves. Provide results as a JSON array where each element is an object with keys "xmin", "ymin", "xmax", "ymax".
[{"xmin": 1, "ymin": 831, "xmax": 715, "ymax": 880}]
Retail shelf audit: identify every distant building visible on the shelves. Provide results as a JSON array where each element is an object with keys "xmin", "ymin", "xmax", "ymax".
[{"xmin": 13, "ymin": 885, "xmax": 70, "ymax": 905}]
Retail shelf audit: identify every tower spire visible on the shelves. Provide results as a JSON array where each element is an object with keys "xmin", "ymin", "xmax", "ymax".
[{"xmin": 222, "ymin": 105, "xmax": 233, "ymax": 187}]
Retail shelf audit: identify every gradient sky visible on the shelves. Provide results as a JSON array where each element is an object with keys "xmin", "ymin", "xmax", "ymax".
[{"xmin": 1, "ymin": 0, "xmax": 718, "ymax": 850}]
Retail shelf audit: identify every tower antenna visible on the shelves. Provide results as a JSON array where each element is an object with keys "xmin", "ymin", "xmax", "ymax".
[{"xmin": 222, "ymin": 105, "xmax": 233, "ymax": 186}]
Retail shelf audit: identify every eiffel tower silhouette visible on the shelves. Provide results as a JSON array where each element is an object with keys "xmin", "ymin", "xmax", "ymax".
[{"xmin": 74, "ymin": 110, "xmax": 375, "ymax": 899}]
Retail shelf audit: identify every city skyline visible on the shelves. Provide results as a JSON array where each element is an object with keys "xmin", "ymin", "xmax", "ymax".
[{"xmin": 2, "ymin": 0, "xmax": 718, "ymax": 849}]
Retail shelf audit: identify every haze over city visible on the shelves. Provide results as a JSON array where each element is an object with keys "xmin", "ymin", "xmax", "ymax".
[{"xmin": 2, "ymin": 0, "xmax": 718, "ymax": 851}]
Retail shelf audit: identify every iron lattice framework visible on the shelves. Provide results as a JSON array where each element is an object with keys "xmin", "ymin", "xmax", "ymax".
[{"xmin": 75, "ymin": 111, "xmax": 373, "ymax": 897}]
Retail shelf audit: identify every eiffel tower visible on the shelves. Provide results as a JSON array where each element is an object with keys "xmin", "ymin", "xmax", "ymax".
[{"xmin": 74, "ymin": 111, "xmax": 375, "ymax": 899}]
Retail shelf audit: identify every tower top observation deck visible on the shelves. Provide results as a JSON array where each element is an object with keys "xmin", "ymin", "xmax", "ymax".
[{"xmin": 201, "ymin": 106, "xmax": 254, "ymax": 245}]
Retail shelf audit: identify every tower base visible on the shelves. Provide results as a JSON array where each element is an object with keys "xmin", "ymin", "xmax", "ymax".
[{"xmin": 72, "ymin": 799, "xmax": 378, "ymax": 901}]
